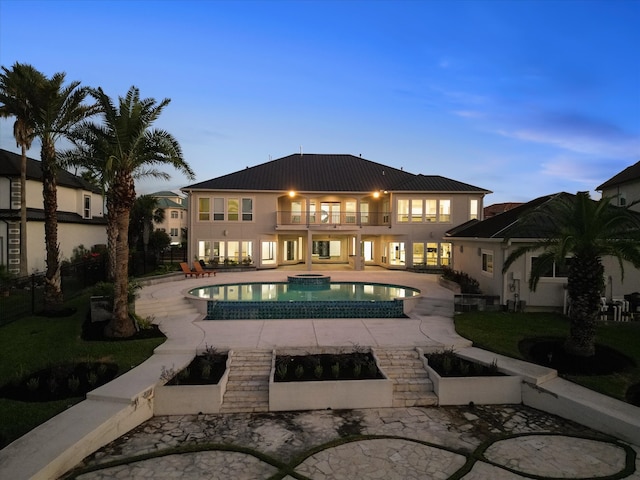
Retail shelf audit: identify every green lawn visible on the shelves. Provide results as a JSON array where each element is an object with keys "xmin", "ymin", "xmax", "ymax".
[
  {"xmin": 0, "ymin": 293, "xmax": 165, "ymax": 449},
  {"xmin": 454, "ymin": 311, "xmax": 640, "ymax": 403}
]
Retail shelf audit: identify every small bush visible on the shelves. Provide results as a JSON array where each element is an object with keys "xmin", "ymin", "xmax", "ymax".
[{"xmin": 441, "ymin": 267, "xmax": 481, "ymax": 294}]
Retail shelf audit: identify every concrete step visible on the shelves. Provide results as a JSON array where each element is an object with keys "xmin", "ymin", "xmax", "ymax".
[{"xmin": 375, "ymin": 347, "xmax": 437, "ymax": 407}]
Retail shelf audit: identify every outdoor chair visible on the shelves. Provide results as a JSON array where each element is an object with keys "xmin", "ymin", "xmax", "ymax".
[
  {"xmin": 180, "ymin": 262, "xmax": 199, "ymax": 278},
  {"xmin": 194, "ymin": 261, "xmax": 216, "ymax": 277}
]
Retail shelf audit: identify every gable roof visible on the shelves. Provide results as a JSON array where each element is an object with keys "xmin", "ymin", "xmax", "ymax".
[
  {"xmin": 155, "ymin": 197, "xmax": 185, "ymax": 209},
  {"xmin": 0, "ymin": 149, "xmax": 102, "ymax": 194},
  {"xmin": 183, "ymin": 153, "xmax": 490, "ymax": 194},
  {"xmin": 597, "ymin": 160, "xmax": 640, "ymax": 190},
  {"xmin": 483, "ymin": 202, "xmax": 524, "ymax": 218}
]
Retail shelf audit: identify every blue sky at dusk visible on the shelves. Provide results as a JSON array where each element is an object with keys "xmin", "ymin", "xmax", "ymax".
[{"xmin": 1, "ymin": 0, "xmax": 638, "ymax": 204}]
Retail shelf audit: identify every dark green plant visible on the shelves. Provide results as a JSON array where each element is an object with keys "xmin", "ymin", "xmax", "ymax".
[
  {"xmin": 353, "ymin": 363, "xmax": 362, "ymax": 377},
  {"xmin": 295, "ymin": 364, "xmax": 304, "ymax": 379},
  {"xmin": 67, "ymin": 375, "xmax": 80, "ymax": 393},
  {"xmin": 86, "ymin": 371, "xmax": 98, "ymax": 387},
  {"xmin": 26, "ymin": 377, "xmax": 39, "ymax": 392},
  {"xmin": 200, "ymin": 364, "xmax": 211, "ymax": 379},
  {"xmin": 314, "ymin": 364, "xmax": 324, "ymax": 379},
  {"xmin": 441, "ymin": 267, "xmax": 481, "ymax": 294},
  {"xmin": 47, "ymin": 376, "xmax": 58, "ymax": 394},
  {"xmin": 331, "ymin": 362, "xmax": 340, "ymax": 379}
]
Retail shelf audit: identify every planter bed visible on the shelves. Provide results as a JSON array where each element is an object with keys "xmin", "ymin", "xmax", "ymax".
[
  {"xmin": 419, "ymin": 348, "xmax": 522, "ymax": 406},
  {"xmin": 269, "ymin": 348, "xmax": 394, "ymax": 411},
  {"xmin": 154, "ymin": 350, "xmax": 231, "ymax": 415}
]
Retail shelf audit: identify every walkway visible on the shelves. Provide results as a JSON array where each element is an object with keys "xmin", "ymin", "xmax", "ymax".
[{"xmin": 1, "ymin": 268, "xmax": 639, "ymax": 479}]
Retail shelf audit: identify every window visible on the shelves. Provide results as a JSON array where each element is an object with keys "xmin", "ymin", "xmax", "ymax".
[
  {"xmin": 198, "ymin": 240, "xmax": 211, "ymax": 262},
  {"xmin": 198, "ymin": 198, "xmax": 210, "ymax": 221},
  {"xmin": 346, "ymin": 201, "xmax": 356, "ymax": 223},
  {"xmin": 228, "ymin": 198, "xmax": 239, "ymax": 221},
  {"xmin": 440, "ymin": 243, "xmax": 451, "ymax": 266},
  {"xmin": 360, "ymin": 202, "xmax": 369, "ymax": 224},
  {"xmin": 241, "ymin": 241, "xmax": 253, "ymax": 262},
  {"xmin": 213, "ymin": 198, "xmax": 224, "ymax": 221},
  {"xmin": 482, "ymin": 250, "xmax": 494, "ymax": 274},
  {"xmin": 439, "ymin": 199, "xmax": 451, "ymax": 222},
  {"xmin": 170, "ymin": 210, "xmax": 178, "ymax": 219},
  {"xmin": 425, "ymin": 200, "xmax": 437, "ymax": 222},
  {"xmin": 242, "ymin": 198, "xmax": 253, "ymax": 221},
  {"xmin": 170, "ymin": 228, "xmax": 179, "ymax": 237},
  {"xmin": 227, "ymin": 240, "xmax": 239, "ymax": 262},
  {"xmin": 261, "ymin": 241, "xmax": 276, "ymax": 265},
  {"xmin": 390, "ymin": 242, "xmax": 405, "ymax": 265},
  {"xmin": 411, "ymin": 199, "xmax": 423, "ymax": 222},
  {"xmin": 397, "ymin": 199, "xmax": 409, "ymax": 223},
  {"xmin": 531, "ymin": 257, "xmax": 572, "ymax": 278},
  {"xmin": 412, "ymin": 243, "xmax": 424, "ymax": 265},
  {"xmin": 83, "ymin": 195, "xmax": 91, "ymax": 219},
  {"xmin": 470, "ymin": 199, "xmax": 478, "ymax": 220},
  {"xmin": 291, "ymin": 201, "xmax": 302, "ymax": 223},
  {"xmin": 426, "ymin": 242, "xmax": 438, "ymax": 266}
]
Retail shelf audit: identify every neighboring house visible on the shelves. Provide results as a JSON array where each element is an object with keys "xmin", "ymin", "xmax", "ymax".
[
  {"xmin": 446, "ymin": 192, "xmax": 640, "ymax": 311},
  {"xmin": 149, "ymin": 190, "xmax": 187, "ymax": 245},
  {"xmin": 597, "ymin": 160, "xmax": 640, "ymax": 211},
  {"xmin": 0, "ymin": 148, "xmax": 107, "ymax": 274},
  {"xmin": 182, "ymin": 153, "xmax": 491, "ymax": 270},
  {"xmin": 483, "ymin": 202, "xmax": 524, "ymax": 218}
]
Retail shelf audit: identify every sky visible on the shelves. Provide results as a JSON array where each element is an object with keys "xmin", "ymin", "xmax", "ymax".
[{"xmin": 1, "ymin": 0, "xmax": 639, "ymax": 205}]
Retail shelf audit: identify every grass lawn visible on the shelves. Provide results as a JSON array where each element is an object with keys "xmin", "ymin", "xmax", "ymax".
[
  {"xmin": 0, "ymin": 292, "xmax": 165, "ymax": 449},
  {"xmin": 454, "ymin": 311, "xmax": 640, "ymax": 403}
]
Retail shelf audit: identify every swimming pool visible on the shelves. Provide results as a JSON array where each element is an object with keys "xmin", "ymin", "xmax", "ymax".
[{"xmin": 186, "ymin": 276, "xmax": 420, "ymax": 320}]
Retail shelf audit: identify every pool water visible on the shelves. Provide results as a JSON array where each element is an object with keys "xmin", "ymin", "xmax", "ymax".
[
  {"xmin": 188, "ymin": 282, "xmax": 419, "ymax": 302},
  {"xmin": 187, "ymin": 282, "xmax": 420, "ymax": 320}
]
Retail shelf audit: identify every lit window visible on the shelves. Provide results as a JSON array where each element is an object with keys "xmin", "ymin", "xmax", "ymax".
[
  {"xmin": 439, "ymin": 199, "xmax": 451, "ymax": 222},
  {"xmin": 83, "ymin": 195, "xmax": 91, "ymax": 219},
  {"xmin": 425, "ymin": 200, "xmax": 437, "ymax": 222},
  {"xmin": 228, "ymin": 198, "xmax": 239, "ymax": 221},
  {"xmin": 482, "ymin": 251, "xmax": 494, "ymax": 274},
  {"xmin": 198, "ymin": 198, "xmax": 210, "ymax": 221},
  {"xmin": 411, "ymin": 199, "xmax": 423, "ymax": 222},
  {"xmin": 397, "ymin": 199, "xmax": 409, "ymax": 223},
  {"xmin": 470, "ymin": 199, "xmax": 478, "ymax": 220}
]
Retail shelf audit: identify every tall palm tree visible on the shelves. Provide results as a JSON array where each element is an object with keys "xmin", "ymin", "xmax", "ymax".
[
  {"xmin": 503, "ymin": 192, "xmax": 640, "ymax": 357},
  {"xmin": 27, "ymin": 71, "xmax": 97, "ymax": 311},
  {"xmin": 0, "ymin": 63, "xmax": 46, "ymax": 277},
  {"xmin": 78, "ymin": 86, "xmax": 194, "ymax": 337}
]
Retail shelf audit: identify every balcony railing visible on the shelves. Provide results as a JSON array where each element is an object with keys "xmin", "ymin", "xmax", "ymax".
[{"xmin": 277, "ymin": 210, "xmax": 391, "ymax": 227}]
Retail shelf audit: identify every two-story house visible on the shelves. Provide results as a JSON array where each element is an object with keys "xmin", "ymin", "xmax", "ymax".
[
  {"xmin": 149, "ymin": 191, "xmax": 188, "ymax": 246},
  {"xmin": 0, "ymin": 149, "xmax": 107, "ymax": 274},
  {"xmin": 597, "ymin": 160, "xmax": 640, "ymax": 211},
  {"xmin": 182, "ymin": 153, "xmax": 490, "ymax": 270}
]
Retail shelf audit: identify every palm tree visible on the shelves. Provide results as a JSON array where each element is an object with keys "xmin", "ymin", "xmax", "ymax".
[
  {"xmin": 26, "ymin": 71, "xmax": 97, "ymax": 311},
  {"xmin": 77, "ymin": 86, "xmax": 194, "ymax": 337},
  {"xmin": 0, "ymin": 63, "xmax": 46, "ymax": 277},
  {"xmin": 503, "ymin": 192, "xmax": 640, "ymax": 357},
  {"xmin": 129, "ymin": 194, "xmax": 165, "ymax": 251}
]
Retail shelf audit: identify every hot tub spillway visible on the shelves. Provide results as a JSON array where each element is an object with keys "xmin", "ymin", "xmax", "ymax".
[{"xmin": 287, "ymin": 274, "xmax": 331, "ymax": 287}]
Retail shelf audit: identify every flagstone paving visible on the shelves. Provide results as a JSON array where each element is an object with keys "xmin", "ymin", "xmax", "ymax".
[{"xmin": 66, "ymin": 405, "xmax": 639, "ymax": 479}]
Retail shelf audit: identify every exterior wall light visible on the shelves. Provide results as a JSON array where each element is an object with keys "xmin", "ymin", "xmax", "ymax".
[{"xmin": 289, "ymin": 191, "xmax": 295, "ymax": 197}]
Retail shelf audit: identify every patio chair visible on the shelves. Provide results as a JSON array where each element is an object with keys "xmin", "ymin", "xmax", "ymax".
[
  {"xmin": 194, "ymin": 261, "xmax": 216, "ymax": 277},
  {"xmin": 180, "ymin": 262, "xmax": 199, "ymax": 278}
]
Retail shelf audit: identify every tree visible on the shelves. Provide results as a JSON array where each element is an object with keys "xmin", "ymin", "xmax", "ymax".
[
  {"xmin": 129, "ymin": 194, "xmax": 165, "ymax": 251},
  {"xmin": 503, "ymin": 192, "xmax": 640, "ymax": 357},
  {"xmin": 76, "ymin": 86, "xmax": 194, "ymax": 337},
  {"xmin": 9, "ymin": 69, "xmax": 97, "ymax": 311},
  {"xmin": 0, "ymin": 63, "xmax": 47, "ymax": 277}
]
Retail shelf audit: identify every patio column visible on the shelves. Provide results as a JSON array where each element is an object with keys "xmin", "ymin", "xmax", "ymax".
[{"xmin": 306, "ymin": 230, "xmax": 313, "ymax": 271}]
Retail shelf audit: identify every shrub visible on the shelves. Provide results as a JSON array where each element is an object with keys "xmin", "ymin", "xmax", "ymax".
[{"xmin": 441, "ymin": 267, "xmax": 481, "ymax": 294}]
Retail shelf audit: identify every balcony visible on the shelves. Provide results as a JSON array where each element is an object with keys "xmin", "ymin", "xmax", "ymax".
[{"xmin": 276, "ymin": 210, "xmax": 391, "ymax": 228}]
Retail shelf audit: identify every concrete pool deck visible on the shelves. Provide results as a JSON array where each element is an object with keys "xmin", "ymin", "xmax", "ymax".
[{"xmin": 1, "ymin": 268, "xmax": 639, "ymax": 479}]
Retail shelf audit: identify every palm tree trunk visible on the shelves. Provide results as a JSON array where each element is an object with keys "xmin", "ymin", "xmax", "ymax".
[
  {"xmin": 564, "ymin": 253, "xmax": 603, "ymax": 357},
  {"xmin": 41, "ymin": 140, "xmax": 64, "ymax": 311},
  {"xmin": 105, "ymin": 172, "xmax": 137, "ymax": 338},
  {"xmin": 19, "ymin": 144, "xmax": 28, "ymax": 276},
  {"xmin": 106, "ymin": 195, "xmax": 117, "ymax": 282}
]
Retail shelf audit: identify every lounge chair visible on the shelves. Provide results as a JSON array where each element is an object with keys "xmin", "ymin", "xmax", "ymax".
[
  {"xmin": 180, "ymin": 262, "xmax": 199, "ymax": 278},
  {"xmin": 194, "ymin": 261, "xmax": 216, "ymax": 277}
]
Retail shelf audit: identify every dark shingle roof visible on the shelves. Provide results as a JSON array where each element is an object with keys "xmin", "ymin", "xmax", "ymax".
[
  {"xmin": 446, "ymin": 194, "xmax": 557, "ymax": 239},
  {"xmin": 0, "ymin": 208, "xmax": 107, "ymax": 225},
  {"xmin": 183, "ymin": 154, "xmax": 490, "ymax": 193},
  {"xmin": 597, "ymin": 160, "xmax": 640, "ymax": 190},
  {"xmin": 0, "ymin": 149, "xmax": 102, "ymax": 194}
]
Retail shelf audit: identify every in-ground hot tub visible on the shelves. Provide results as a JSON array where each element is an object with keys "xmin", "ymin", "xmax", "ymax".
[{"xmin": 186, "ymin": 276, "xmax": 420, "ymax": 320}]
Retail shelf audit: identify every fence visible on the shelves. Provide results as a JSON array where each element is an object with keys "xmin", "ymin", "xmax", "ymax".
[{"xmin": 0, "ymin": 258, "xmax": 107, "ymax": 326}]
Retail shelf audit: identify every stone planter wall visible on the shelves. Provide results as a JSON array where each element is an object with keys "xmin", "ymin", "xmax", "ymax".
[
  {"xmin": 418, "ymin": 348, "xmax": 522, "ymax": 406},
  {"xmin": 269, "ymin": 348, "xmax": 394, "ymax": 412},
  {"xmin": 153, "ymin": 352, "xmax": 233, "ymax": 415}
]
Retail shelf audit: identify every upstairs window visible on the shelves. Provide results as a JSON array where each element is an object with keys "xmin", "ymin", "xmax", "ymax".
[
  {"xmin": 439, "ymin": 199, "xmax": 451, "ymax": 222},
  {"xmin": 397, "ymin": 199, "xmax": 409, "ymax": 223},
  {"xmin": 83, "ymin": 195, "xmax": 91, "ymax": 219},
  {"xmin": 198, "ymin": 198, "xmax": 210, "ymax": 221},
  {"xmin": 411, "ymin": 199, "xmax": 423, "ymax": 222},
  {"xmin": 470, "ymin": 199, "xmax": 478, "ymax": 220},
  {"xmin": 170, "ymin": 210, "xmax": 179, "ymax": 219},
  {"xmin": 228, "ymin": 198, "xmax": 239, "ymax": 221},
  {"xmin": 242, "ymin": 198, "xmax": 253, "ymax": 221},
  {"xmin": 213, "ymin": 198, "xmax": 224, "ymax": 221},
  {"xmin": 425, "ymin": 200, "xmax": 437, "ymax": 222}
]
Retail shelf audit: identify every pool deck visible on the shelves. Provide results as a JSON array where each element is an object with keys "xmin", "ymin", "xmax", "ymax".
[{"xmin": 1, "ymin": 267, "xmax": 639, "ymax": 479}]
